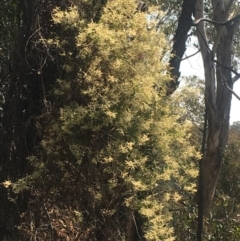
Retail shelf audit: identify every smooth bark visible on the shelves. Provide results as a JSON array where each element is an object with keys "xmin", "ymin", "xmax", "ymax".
[{"xmin": 195, "ymin": 0, "xmax": 237, "ymax": 218}]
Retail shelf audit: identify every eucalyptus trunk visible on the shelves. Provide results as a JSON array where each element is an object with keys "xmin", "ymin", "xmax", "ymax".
[{"xmin": 195, "ymin": 0, "xmax": 238, "ymax": 217}]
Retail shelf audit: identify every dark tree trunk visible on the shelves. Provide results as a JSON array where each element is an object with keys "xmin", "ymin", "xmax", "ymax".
[
  {"xmin": 168, "ymin": 0, "xmax": 197, "ymax": 94},
  {"xmin": 0, "ymin": 0, "xmax": 62, "ymax": 238}
]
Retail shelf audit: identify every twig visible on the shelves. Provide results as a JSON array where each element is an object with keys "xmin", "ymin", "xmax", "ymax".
[
  {"xmin": 182, "ymin": 50, "xmax": 200, "ymax": 61},
  {"xmin": 25, "ymin": 27, "xmax": 42, "ymax": 72},
  {"xmin": 131, "ymin": 212, "xmax": 142, "ymax": 240}
]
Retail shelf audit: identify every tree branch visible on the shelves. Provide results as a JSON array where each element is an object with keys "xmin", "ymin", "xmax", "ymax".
[
  {"xmin": 182, "ymin": 50, "xmax": 200, "ymax": 61},
  {"xmin": 193, "ymin": 14, "xmax": 240, "ymax": 26},
  {"xmin": 195, "ymin": 21, "xmax": 240, "ymax": 81},
  {"xmin": 212, "ymin": 59, "xmax": 240, "ymax": 81},
  {"xmin": 225, "ymin": 83, "xmax": 240, "ymax": 101},
  {"xmin": 219, "ymin": 69, "xmax": 240, "ymax": 101}
]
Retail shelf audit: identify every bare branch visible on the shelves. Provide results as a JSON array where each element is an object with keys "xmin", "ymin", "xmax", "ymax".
[
  {"xmin": 225, "ymin": 84, "xmax": 240, "ymax": 101},
  {"xmin": 219, "ymin": 70, "xmax": 240, "ymax": 101},
  {"xmin": 182, "ymin": 50, "xmax": 200, "ymax": 61},
  {"xmin": 193, "ymin": 14, "xmax": 240, "ymax": 26},
  {"xmin": 212, "ymin": 59, "xmax": 240, "ymax": 80}
]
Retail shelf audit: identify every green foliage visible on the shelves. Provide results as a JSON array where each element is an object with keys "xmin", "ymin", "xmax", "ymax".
[
  {"xmin": 173, "ymin": 76, "xmax": 205, "ymax": 125},
  {"xmin": 172, "ymin": 76, "xmax": 205, "ymax": 154}
]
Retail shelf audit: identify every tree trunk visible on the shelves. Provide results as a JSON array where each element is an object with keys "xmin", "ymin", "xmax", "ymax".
[
  {"xmin": 168, "ymin": 0, "xmax": 197, "ymax": 94},
  {"xmin": 195, "ymin": 0, "xmax": 237, "ymax": 216}
]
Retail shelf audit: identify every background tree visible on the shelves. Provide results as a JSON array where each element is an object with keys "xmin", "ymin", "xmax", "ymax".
[
  {"xmin": 157, "ymin": 0, "xmax": 240, "ymax": 239},
  {"xmin": 171, "ymin": 78, "xmax": 240, "ymax": 240},
  {"xmin": 193, "ymin": 1, "xmax": 240, "ymax": 240}
]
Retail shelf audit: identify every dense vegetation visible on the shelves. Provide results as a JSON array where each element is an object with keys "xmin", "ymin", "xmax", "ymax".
[{"xmin": 0, "ymin": 0, "xmax": 240, "ymax": 240}]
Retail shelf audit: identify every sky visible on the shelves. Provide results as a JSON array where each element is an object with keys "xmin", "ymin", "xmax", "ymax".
[{"xmin": 180, "ymin": 47, "xmax": 240, "ymax": 124}]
